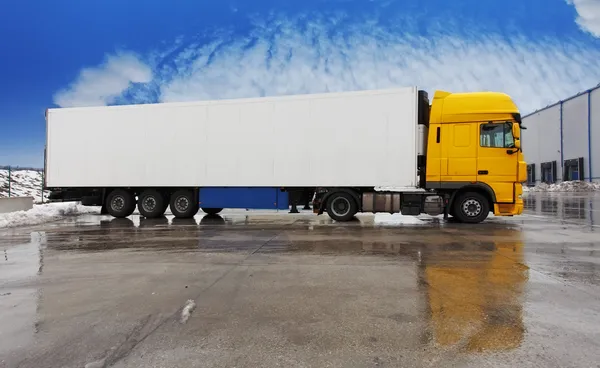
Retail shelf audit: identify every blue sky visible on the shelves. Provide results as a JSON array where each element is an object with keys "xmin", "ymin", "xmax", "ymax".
[{"xmin": 1, "ymin": 0, "xmax": 600, "ymax": 167}]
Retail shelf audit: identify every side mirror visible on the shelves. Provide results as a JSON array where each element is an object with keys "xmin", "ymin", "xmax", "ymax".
[
  {"xmin": 512, "ymin": 123, "xmax": 520, "ymax": 139},
  {"xmin": 514, "ymin": 138, "xmax": 521, "ymax": 150}
]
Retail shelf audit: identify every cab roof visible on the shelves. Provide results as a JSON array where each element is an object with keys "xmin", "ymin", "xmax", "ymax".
[{"xmin": 430, "ymin": 90, "xmax": 520, "ymax": 124}]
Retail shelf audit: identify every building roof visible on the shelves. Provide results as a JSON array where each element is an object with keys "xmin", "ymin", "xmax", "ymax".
[{"xmin": 523, "ymin": 82, "xmax": 600, "ymax": 118}]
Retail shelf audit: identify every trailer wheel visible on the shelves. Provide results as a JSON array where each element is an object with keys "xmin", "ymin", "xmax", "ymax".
[
  {"xmin": 137, "ymin": 189, "xmax": 166, "ymax": 218},
  {"xmin": 452, "ymin": 191, "xmax": 489, "ymax": 224},
  {"xmin": 202, "ymin": 208, "xmax": 223, "ymax": 215},
  {"xmin": 170, "ymin": 189, "xmax": 199, "ymax": 219},
  {"xmin": 326, "ymin": 192, "xmax": 358, "ymax": 222},
  {"xmin": 106, "ymin": 189, "xmax": 136, "ymax": 218}
]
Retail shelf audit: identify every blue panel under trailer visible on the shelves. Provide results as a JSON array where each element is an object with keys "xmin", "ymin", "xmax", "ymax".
[{"xmin": 198, "ymin": 187, "xmax": 289, "ymax": 210}]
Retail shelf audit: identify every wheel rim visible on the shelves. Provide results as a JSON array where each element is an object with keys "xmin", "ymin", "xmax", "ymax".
[
  {"xmin": 331, "ymin": 197, "xmax": 351, "ymax": 217},
  {"xmin": 175, "ymin": 196, "xmax": 190, "ymax": 212},
  {"xmin": 111, "ymin": 195, "xmax": 125, "ymax": 211},
  {"xmin": 462, "ymin": 198, "xmax": 482, "ymax": 217},
  {"xmin": 141, "ymin": 196, "xmax": 157, "ymax": 213}
]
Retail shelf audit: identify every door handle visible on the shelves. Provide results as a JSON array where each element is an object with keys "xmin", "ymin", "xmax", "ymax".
[{"xmin": 478, "ymin": 170, "xmax": 488, "ymax": 175}]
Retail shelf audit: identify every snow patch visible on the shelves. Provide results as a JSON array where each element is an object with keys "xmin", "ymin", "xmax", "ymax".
[
  {"xmin": 526, "ymin": 181, "xmax": 600, "ymax": 192},
  {"xmin": 180, "ymin": 299, "xmax": 196, "ymax": 324},
  {"xmin": 373, "ymin": 213, "xmax": 425, "ymax": 225},
  {"xmin": 0, "ymin": 169, "xmax": 49, "ymax": 204},
  {"xmin": 0, "ymin": 203, "xmax": 99, "ymax": 229},
  {"xmin": 375, "ymin": 186, "xmax": 425, "ymax": 192}
]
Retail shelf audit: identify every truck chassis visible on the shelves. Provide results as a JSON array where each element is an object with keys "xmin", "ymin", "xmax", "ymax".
[{"xmin": 48, "ymin": 184, "xmax": 493, "ymax": 224}]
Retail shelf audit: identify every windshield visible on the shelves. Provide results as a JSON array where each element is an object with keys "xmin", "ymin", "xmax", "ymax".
[{"xmin": 480, "ymin": 122, "xmax": 514, "ymax": 148}]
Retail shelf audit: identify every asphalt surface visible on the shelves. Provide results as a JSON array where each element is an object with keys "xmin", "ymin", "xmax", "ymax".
[{"xmin": 1, "ymin": 192, "xmax": 599, "ymax": 368}]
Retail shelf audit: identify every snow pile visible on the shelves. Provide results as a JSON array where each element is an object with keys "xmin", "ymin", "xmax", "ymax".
[
  {"xmin": 373, "ymin": 213, "xmax": 425, "ymax": 225},
  {"xmin": 375, "ymin": 186, "xmax": 425, "ymax": 193},
  {"xmin": 526, "ymin": 181, "xmax": 600, "ymax": 192},
  {"xmin": 0, "ymin": 169, "xmax": 49, "ymax": 203},
  {"xmin": 0, "ymin": 203, "xmax": 99, "ymax": 229}
]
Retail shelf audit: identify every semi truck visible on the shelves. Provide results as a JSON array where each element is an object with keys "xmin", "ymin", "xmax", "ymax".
[{"xmin": 44, "ymin": 86, "xmax": 526, "ymax": 223}]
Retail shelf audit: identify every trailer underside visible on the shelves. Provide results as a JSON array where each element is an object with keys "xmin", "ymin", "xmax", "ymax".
[{"xmin": 47, "ymin": 186, "xmax": 454, "ymax": 222}]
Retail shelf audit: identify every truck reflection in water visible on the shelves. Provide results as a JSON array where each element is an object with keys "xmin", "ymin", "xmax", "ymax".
[
  {"xmin": 282, "ymin": 223, "xmax": 529, "ymax": 353},
  {"xmin": 419, "ymin": 230, "xmax": 527, "ymax": 351}
]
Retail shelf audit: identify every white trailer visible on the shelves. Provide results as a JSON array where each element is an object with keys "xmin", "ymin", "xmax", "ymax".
[
  {"xmin": 45, "ymin": 87, "xmax": 422, "ymax": 188},
  {"xmin": 44, "ymin": 87, "xmax": 440, "ymax": 221}
]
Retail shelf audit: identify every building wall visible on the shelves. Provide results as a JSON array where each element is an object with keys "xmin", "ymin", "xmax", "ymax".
[
  {"xmin": 523, "ymin": 85, "xmax": 600, "ymax": 184},
  {"xmin": 562, "ymin": 93, "xmax": 590, "ymax": 180},
  {"xmin": 522, "ymin": 104, "xmax": 562, "ymax": 183},
  {"xmin": 591, "ymin": 89, "xmax": 600, "ymax": 181}
]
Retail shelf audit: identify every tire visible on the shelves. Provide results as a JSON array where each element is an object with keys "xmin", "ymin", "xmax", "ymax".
[
  {"xmin": 170, "ymin": 189, "xmax": 199, "ymax": 218},
  {"xmin": 105, "ymin": 189, "xmax": 136, "ymax": 218},
  {"xmin": 326, "ymin": 192, "xmax": 358, "ymax": 222},
  {"xmin": 202, "ymin": 208, "xmax": 223, "ymax": 215},
  {"xmin": 137, "ymin": 189, "xmax": 166, "ymax": 218},
  {"xmin": 452, "ymin": 191, "xmax": 490, "ymax": 224}
]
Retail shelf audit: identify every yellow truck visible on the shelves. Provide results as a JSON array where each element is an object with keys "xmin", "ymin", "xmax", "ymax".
[
  {"xmin": 312, "ymin": 88, "xmax": 527, "ymax": 223},
  {"xmin": 45, "ymin": 87, "xmax": 525, "ymax": 223}
]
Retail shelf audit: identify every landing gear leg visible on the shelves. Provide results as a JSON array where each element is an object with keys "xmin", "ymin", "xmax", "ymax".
[
  {"xmin": 289, "ymin": 189, "xmax": 300, "ymax": 213},
  {"xmin": 443, "ymin": 195, "xmax": 449, "ymax": 221},
  {"xmin": 101, "ymin": 204, "xmax": 108, "ymax": 215},
  {"xmin": 302, "ymin": 189, "xmax": 313, "ymax": 210}
]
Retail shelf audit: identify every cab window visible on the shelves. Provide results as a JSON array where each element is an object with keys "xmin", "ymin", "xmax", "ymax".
[{"xmin": 480, "ymin": 122, "xmax": 514, "ymax": 148}]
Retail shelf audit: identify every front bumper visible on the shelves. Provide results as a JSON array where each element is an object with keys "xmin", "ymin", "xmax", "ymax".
[{"xmin": 493, "ymin": 183, "xmax": 524, "ymax": 216}]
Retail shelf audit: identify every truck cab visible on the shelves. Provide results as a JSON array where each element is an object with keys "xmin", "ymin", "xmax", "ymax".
[{"xmin": 425, "ymin": 90, "xmax": 526, "ymax": 222}]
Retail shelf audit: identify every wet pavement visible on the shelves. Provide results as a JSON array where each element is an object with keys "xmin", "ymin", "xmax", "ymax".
[{"xmin": 1, "ymin": 193, "xmax": 600, "ymax": 368}]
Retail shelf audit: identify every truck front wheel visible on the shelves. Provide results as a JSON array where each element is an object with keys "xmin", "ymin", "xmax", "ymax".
[
  {"xmin": 138, "ymin": 189, "xmax": 166, "ymax": 218},
  {"xmin": 452, "ymin": 191, "xmax": 489, "ymax": 224},
  {"xmin": 170, "ymin": 189, "xmax": 199, "ymax": 219},
  {"xmin": 326, "ymin": 192, "xmax": 358, "ymax": 222},
  {"xmin": 106, "ymin": 189, "xmax": 136, "ymax": 218}
]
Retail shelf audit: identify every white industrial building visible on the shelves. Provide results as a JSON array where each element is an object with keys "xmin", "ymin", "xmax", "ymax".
[{"xmin": 522, "ymin": 84, "xmax": 600, "ymax": 185}]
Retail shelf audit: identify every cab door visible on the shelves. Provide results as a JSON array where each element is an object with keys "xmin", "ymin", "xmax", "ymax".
[
  {"xmin": 477, "ymin": 122, "xmax": 518, "ymax": 203},
  {"xmin": 441, "ymin": 123, "xmax": 478, "ymax": 182}
]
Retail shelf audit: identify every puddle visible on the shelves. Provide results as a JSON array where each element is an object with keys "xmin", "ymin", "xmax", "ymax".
[
  {"xmin": 524, "ymin": 192, "xmax": 600, "ymax": 226},
  {"xmin": 0, "ymin": 232, "xmax": 45, "ymax": 356}
]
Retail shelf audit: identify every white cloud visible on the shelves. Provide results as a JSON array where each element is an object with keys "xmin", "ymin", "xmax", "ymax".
[
  {"xmin": 156, "ymin": 15, "xmax": 600, "ymax": 114},
  {"xmin": 568, "ymin": 0, "xmax": 600, "ymax": 37},
  {"xmin": 53, "ymin": 52, "xmax": 152, "ymax": 107}
]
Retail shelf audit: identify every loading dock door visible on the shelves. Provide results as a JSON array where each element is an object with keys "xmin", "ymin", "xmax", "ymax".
[
  {"xmin": 541, "ymin": 161, "xmax": 557, "ymax": 184},
  {"xmin": 564, "ymin": 158, "xmax": 585, "ymax": 182},
  {"xmin": 527, "ymin": 164, "xmax": 536, "ymax": 186}
]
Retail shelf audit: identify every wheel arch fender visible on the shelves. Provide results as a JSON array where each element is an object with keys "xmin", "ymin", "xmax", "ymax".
[
  {"xmin": 448, "ymin": 183, "xmax": 496, "ymax": 211},
  {"xmin": 317, "ymin": 188, "xmax": 362, "ymax": 215}
]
